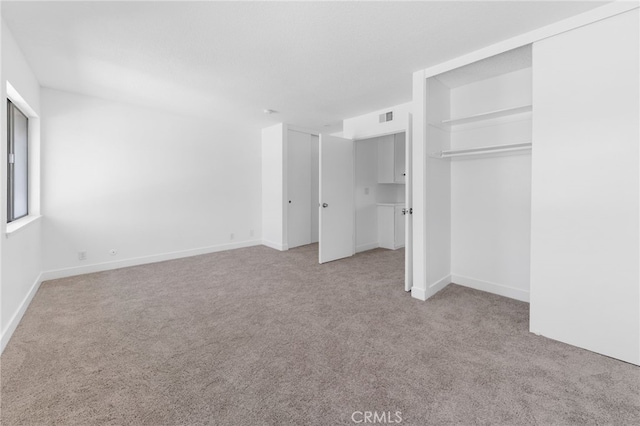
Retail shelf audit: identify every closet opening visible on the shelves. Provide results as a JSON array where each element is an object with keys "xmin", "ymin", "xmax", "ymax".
[{"xmin": 424, "ymin": 44, "xmax": 533, "ymax": 303}]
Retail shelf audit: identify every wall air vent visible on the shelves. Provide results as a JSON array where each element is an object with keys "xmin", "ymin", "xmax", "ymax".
[{"xmin": 379, "ymin": 111, "xmax": 393, "ymax": 123}]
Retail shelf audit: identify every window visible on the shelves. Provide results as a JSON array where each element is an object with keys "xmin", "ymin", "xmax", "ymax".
[{"xmin": 7, "ymin": 99, "xmax": 29, "ymax": 222}]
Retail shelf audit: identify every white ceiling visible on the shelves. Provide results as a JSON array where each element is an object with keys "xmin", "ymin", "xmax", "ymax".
[{"xmin": 2, "ymin": 1, "xmax": 607, "ymax": 132}]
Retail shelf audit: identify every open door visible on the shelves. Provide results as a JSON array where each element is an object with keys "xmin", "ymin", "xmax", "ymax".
[
  {"xmin": 319, "ymin": 134, "xmax": 354, "ymax": 264},
  {"xmin": 404, "ymin": 114, "xmax": 413, "ymax": 292}
]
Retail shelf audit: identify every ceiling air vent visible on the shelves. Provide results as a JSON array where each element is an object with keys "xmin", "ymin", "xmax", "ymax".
[{"xmin": 379, "ymin": 111, "xmax": 393, "ymax": 123}]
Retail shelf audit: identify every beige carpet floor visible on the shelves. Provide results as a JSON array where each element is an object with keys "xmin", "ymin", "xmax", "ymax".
[{"xmin": 1, "ymin": 244, "xmax": 639, "ymax": 425}]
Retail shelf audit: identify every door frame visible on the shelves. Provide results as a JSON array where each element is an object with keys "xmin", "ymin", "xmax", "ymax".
[
  {"xmin": 286, "ymin": 129, "xmax": 313, "ymax": 249},
  {"xmin": 282, "ymin": 124, "xmax": 320, "ymax": 251},
  {"xmin": 351, "ymin": 120, "xmax": 412, "ymax": 287},
  {"xmin": 351, "ymin": 130, "xmax": 402, "ymax": 255}
]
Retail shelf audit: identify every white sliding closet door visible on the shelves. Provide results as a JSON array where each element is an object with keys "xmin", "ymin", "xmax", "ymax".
[
  {"xmin": 530, "ymin": 9, "xmax": 639, "ymax": 365},
  {"xmin": 319, "ymin": 134, "xmax": 354, "ymax": 263}
]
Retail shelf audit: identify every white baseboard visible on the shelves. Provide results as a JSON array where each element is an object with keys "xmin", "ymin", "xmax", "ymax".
[
  {"xmin": 41, "ymin": 240, "xmax": 262, "ymax": 282},
  {"xmin": 451, "ymin": 274, "xmax": 530, "ymax": 302},
  {"xmin": 262, "ymin": 240, "xmax": 287, "ymax": 251},
  {"xmin": 1, "ymin": 272, "xmax": 43, "ymax": 354},
  {"xmin": 412, "ymin": 274, "xmax": 451, "ymax": 301},
  {"xmin": 411, "ymin": 286, "xmax": 427, "ymax": 301},
  {"xmin": 356, "ymin": 242, "xmax": 379, "ymax": 253},
  {"xmin": 428, "ymin": 274, "xmax": 452, "ymax": 297}
]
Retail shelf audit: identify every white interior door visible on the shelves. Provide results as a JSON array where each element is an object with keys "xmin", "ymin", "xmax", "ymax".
[
  {"xmin": 405, "ymin": 114, "xmax": 413, "ymax": 291},
  {"xmin": 310, "ymin": 135, "xmax": 320, "ymax": 243},
  {"xmin": 319, "ymin": 134, "xmax": 354, "ymax": 263},
  {"xmin": 287, "ymin": 130, "xmax": 312, "ymax": 249}
]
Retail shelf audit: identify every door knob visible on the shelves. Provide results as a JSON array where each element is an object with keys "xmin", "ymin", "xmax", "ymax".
[{"xmin": 322, "ymin": 203, "xmax": 328, "ymax": 208}]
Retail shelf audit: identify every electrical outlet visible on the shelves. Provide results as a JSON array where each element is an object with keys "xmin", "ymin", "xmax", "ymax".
[
  {"xmin": 249, "ymin": 229, "xmax": 255, "ymax": 237},
  {"xmin": 109, "ymin": 249, "xmax": 118, "ymax": 256},
  {"xmin": 78, "ymin": 251, "xmax": 87, "ymax": 261},
  {"xmin": 364, "ymin": 187, "xmax": 370, "ymax": 195},
  {"xmin": 230, "ymin": 233, "xmax": 235, "ymax": 240}
]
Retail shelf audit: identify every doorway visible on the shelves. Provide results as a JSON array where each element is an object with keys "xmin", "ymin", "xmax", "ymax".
[{"xmin": 286, "ymin": 130, "xmax": 319, "ymax": 249}]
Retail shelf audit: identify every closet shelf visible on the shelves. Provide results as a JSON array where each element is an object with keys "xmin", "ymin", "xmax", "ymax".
[
  {"xmin": 430, "ymin": 142, "xmax": 532, "ymax": 159},
  {"xmin": 441, "ymin": 105, "xmax": 532, "ymax": 127}
]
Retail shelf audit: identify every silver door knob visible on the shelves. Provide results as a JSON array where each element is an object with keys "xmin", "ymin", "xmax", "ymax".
[{"xmin": 322, "ymin": 203, "xmax": 328, "ymax": 208}]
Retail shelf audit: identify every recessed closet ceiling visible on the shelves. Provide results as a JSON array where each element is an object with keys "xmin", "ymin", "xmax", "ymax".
[{"xmin": 1, "ymin": 1, "xmax": 607, "ymax": 131}]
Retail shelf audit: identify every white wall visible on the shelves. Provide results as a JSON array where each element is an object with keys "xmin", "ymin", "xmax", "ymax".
[
  {"xmin": 450, "ymin": 68, "xmax": 532, "ymax": 302},
  {"xmin": 1, "ymin": 21, "xmax": 43, "ymax": 352},
  {"xmin": 41, "ymin": 88, "xmax": 262, "ymax": 274},
  {"xmin": 422, "ymin": 77, "xmax": 451, "ymax": 298},
  {"xmin": 530, "ymin": 9, "xmax": 639, "ymax": 365},
  {"xmin": 343, "ymin": 102, "xmax": 412, "ymax": 140}
]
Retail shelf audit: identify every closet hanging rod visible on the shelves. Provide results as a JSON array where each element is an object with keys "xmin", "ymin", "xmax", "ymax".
[{"xmin": 431, "ymin": 142, "xmax": 532, "ymax": 159}]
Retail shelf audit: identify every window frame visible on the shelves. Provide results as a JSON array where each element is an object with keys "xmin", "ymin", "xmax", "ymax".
[{"xmin": 7, "ymin": 99, "xmax": 29, "ymax": 223}]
